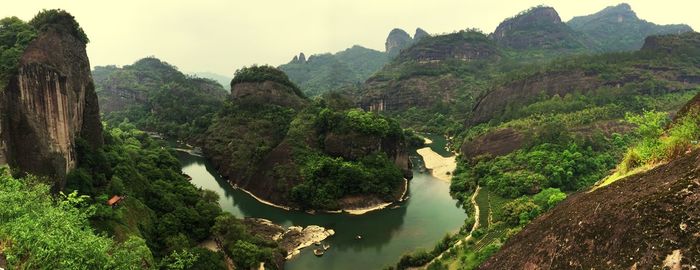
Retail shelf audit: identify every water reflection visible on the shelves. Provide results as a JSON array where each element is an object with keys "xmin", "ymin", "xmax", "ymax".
[{"xmin": 176, "ymin": 133, "xmax": 465, "ymax": 270}]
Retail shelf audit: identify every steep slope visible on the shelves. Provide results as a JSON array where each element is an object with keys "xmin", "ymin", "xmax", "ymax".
[
  {"xmin": 359, "ymin": 30, "xmax": 497, "ymax": 114},
  {"xmin": 469, "ymin": 32, "xmax": 700, "ymax": 126},
  {"xmin": 568, "ymin": 3, "xmax": 693, "ymax": 52},
  {"xmin": 386, "ymin": 28, "xmax": 414, "ymax": 56},
  {"xmin": 492, "ymin": 6, "xmax": 587, "ymax": 51},
  {"xmin": 479, "ymin": 104, "xmax": 700, "ymax": 269},
  {"xmin": 203, "ymin": 66, "xmax": 411, "ymax": 210},
  {"xmin": 279, "ymin": 45, "xmax": 388, "ymax": 96},
  {"xmin": 93, "ymin": 57, "xmax": 227, "ymax": 140},
  {"xmin": 0, "ymin": 10, "xmax": 102, "ymax": 188}
]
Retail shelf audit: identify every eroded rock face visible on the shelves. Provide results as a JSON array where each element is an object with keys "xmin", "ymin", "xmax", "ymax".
[
  {"xmin": 360, "ymin": 74, "xmax": 462, "ymax": 112},
  {"xmin": 231, "ymin": 81, "xmax": 308, "ymax": 109},
  {"xmin": 0, "ymin": 28, "xmax": 102, "ymax": 188},
  {"xmin": 480, "ymin": 148, "xmax": 700, "ymax": 270},
  {"xmin": 385, "ymin": 28, "xmax": 413, "ymax": 56},
  {"xmin": 492, "ymin": 6, "xmax": 583, "ymax": 50},
  {"xmin": 414, "ymin": 27, "xmax": 430, "ymax": 41},
  {"xmin": 461, "ymin": 128, "xmax": 526, "ymax": 160}
]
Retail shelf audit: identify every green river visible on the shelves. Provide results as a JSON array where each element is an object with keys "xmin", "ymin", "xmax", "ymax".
[{"xmin": 176, "ymin": 135, "xmax": 466, "ymax": 270}]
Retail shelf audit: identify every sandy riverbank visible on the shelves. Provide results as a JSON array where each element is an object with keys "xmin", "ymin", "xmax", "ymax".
[
  {"xmin": 231, "ymin": 178, "xmax": 408, "ymax": 215},
  {"xmin": 417, "ymin": 147, "xmax": 456, "ymax": 182}
]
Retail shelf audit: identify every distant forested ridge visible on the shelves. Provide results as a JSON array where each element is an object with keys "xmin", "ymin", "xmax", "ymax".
[{"xmin": 93, "ymin": 57, "xmax": 228, "ymax": 140}]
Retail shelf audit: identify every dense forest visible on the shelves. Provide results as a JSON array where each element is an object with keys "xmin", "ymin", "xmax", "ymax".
[
  {"xmin": 93, "ymin": 57, "xmax": 228, "ymax": 141},
  {"xmin": 2, "ymin": 3, "xmax": 700, "ymax": 270},
  {"xmin": 203, "ymin": 65, "xmax": 410, "ymax": 210}
]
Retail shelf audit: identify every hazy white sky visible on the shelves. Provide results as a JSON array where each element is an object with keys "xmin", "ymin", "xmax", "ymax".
[{"xmin": 2, "ymin": 0, "xmax": 698, "ymax": 76}]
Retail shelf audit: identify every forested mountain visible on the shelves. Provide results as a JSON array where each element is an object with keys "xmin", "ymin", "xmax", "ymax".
[
  {"xmin": 480, "ymin": 71, "xmax": 700, "ymax": 269},
  {"xmin": 93, "ymin": 57, "xmax": 228, "ymax": 140},
  {"xmin": 0, "ymin": 10, "xmax": 280, "ymax": 270},
  {"xmin": 203, "ymin": 66, "xmax": 411, "ymax": 210},
  {"xmin": 568, "ymin": 3, "xmax": 693, "ymax": 52},
  {"xmin": 279, "ymin": 45, "xmax": 388, "ymax": 96},
  {"xmin": 279, "ymin": 28, "xmax": 429, "ymax": 97}
]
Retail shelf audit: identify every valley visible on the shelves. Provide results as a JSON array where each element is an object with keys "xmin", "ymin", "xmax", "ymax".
[{"xmin": 0, "ymin": 2, "xmax": 699, "ymax": 270}]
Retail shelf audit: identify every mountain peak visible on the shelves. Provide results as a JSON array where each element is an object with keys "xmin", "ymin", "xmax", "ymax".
[
  {"xmin": 414, "ymin": 27, "xmax": 430, "ymax": 41},
  {"xmin": 492, "ymin": 6, "xmax": 583, "ymax": 50},
  {"xmin": 385, "ymin": 28, "xmax": 413, "ymax": 56},
  {"xmin": 568, "ymin": 3, "xmax": 693, "ymax": 51}
]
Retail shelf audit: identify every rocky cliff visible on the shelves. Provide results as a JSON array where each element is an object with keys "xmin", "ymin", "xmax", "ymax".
[
  {"xmin": 385, "ymin": 28, "xmax": 413, "ymax": 56},
  {"xmin": 0, "ymin": 26, "xmax": 102, "ymax": 189},
  {"xmin": 492, "ymin": 6, "xmax": 586, "ymax": 50},
  {"xmin": 568, "ymin": 3, "xmax": 693, "ymax": 52},
  {"xmin": 204, "ymin": 66, "xmax": 411, "ymax": 210},
  {"xmin": 480, "ymin": 146, "xmax": 700, "ymax": 270},
  {"xmin": 470, "ymin": 32, "xmax": 700, "ymax": 125},
  {"xmin": 359, "ymin": 30, "xmax": 496, "ymax": 113}
]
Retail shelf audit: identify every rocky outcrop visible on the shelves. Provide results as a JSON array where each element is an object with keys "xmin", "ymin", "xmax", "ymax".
[
  {"xmin": 641, "ymin": 32, "xmax": 700, "ymax": 54},
  {"xmin": 414, "ymin": 28, "xmax": 430, "ymax": 41},
  {"xmin": 0, "ymin": 27, "xmax": 102, "ymax": 188},
  {"xmin": 360, "ymin": 74, "xmax": 463, "ymax": 112},
  {"xmin": 323, "ymin": 130, "xmax": 411, "ymax": 178},
  {"xmin": 231, "ymin": 81, "xmax": 308, "ymax": 109},
  {"xmin": 385, "ymin": 28, "xmax": 413, "ymax": 56},
  {"xmin": 492, "ymin": 6, "xmax": 585, "ymax": 50},
  {"xmin": 469, "ymin": 70, "xmax": 603, "ymax": 125},
  {"xmin": 461, "ymin": 128, "xmax": 526, "ymax": 160},
  {"xmin": 480, "ymin": 148, "xmax": 700, "ymax": 270},
  {"xmin": 568, "ymin": 3, "xmax": 693, "ymax": 51},
  {"xmin": 396, "ymin": 31, "xmax": 498, "ymax": 63},
  {"xmin": 243, "ymin": 218, "xmax": 335, "ymax": 260}
]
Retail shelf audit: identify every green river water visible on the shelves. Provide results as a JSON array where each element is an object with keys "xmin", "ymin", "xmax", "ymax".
[{"xmin": 176, "ymin": 134, "xmax": 466, "ymax": 270}]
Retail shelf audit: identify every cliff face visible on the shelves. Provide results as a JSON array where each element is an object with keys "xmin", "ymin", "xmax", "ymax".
[
  {"xmin": 470, "ymin": 32, "xmax": 700, "ymax": 126},
  {"xmin": 232, "ymin": 81, "xmax": 307, "ymax": 109},
  {"xmin": 568, "ymin": 3, "xmax": 693, "ymax": 51},
  {"xmin": 0, "ymin": 28, "xmax": 102, "ymax": 187},
  {"xmin": 492, "ymin": 6, "xmax": 586, "ymax": 50},
  {"xmin": 480, "ymin": 148, "xmax": 700, "ymax": 270},
  {"xmin": 385, "ymin": 28, "xmax": 413, "ymax": 56},
  {"xmin": 204, "ymin": 70, "xmax": 410, "ymax": 209}
]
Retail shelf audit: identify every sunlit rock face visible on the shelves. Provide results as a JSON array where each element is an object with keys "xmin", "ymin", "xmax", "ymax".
[{"xmin": 0, "ymin": 27, "xmax": 102, "ymax": 189}]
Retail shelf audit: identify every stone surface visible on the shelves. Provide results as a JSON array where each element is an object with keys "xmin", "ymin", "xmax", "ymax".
[
  {"xmin": 0, "ymin": 28, "xmax": 102, "ymax": 189},
  {"xmin": 385, "ymin": 28, "xmax": 413, "ymax": 56}
]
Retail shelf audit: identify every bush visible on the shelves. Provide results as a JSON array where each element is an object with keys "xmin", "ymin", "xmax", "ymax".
[
  {"xmin": 29, "ymin": 9, "xmax": 89, "ymax": 43},
  {"xmin": 231, "ymin": 65, "xmax": 304, "ymax": 97}
]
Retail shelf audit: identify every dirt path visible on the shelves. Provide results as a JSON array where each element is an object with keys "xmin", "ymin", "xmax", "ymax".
[{"xmin": 421, "ymin": 185, "xmax": 481, "ymax": 268}]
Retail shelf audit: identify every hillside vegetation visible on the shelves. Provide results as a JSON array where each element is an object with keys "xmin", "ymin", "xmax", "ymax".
[
  {"xmin": 93, "ymin": 57, "xmax": 228, "ymax": 140},
  {"xmin": 204, "ymin": 65, "xmax": 410, "ymax": 210}
]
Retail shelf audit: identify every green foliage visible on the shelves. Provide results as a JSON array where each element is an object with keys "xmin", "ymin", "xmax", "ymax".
[
  {"xmin": 292, "ymin": 152, "xmax": 402, "ymax": 209},
  {"xmin": 531, "ymin": 188, "xmax": 566, "ymax": 210},
  {"xmin": 29, "ymin": 9, "xmax": 89, "ymax": 43},
  {"xmin": 94, "ymin": 57, "xmax": 228, "ymax": 141},
  {"xmin": 0, "ymin": 167, "xmax": 154, "ymax": 269},
  {"xmin": 620, "ymin": 108, "xmax": 700, "ymax": 171},
  {"xmin": 211, "ymin": 213, "xmax": 278, "ymax": 269},
  {"xmin": 279, "ymin": 45, "xmax": 388, "ymax": 96},
  {"xmin": 231, "ymin": 65, "xmax": 304, "ymax": 97},
  {"xmin": 0, "ymin": 16, "xmax": 37, "ymax": 86},
  {"xmin": 65, "ymin": 124, "xmax": 224, "ymax": 261}
]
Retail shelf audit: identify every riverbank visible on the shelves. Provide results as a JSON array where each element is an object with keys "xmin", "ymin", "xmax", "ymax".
[
  {"xmin": 230, "ymin": 178, "xmax": 408, "ymax": 215},
  {"xmin": 416, "ymin": 146, "xmax": 456, "ymax": 182}
]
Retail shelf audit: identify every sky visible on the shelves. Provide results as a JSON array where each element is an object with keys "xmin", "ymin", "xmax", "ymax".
[{"xmin": 2, "ymin": 0, "xmax": 699, "ymax": 77}]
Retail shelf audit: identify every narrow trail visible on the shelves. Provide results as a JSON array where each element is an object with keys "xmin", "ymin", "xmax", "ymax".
[{"xmin": 421, "ymin": 185, "xmax": 481, "ymax": 269}]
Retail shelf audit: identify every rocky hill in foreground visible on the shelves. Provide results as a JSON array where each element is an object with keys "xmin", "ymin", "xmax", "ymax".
[
  {"xmin": 480, "ymin": 93, "xmax": 700, "ymax": 268},
  {"xmin": 0, "ymin": 10, "xmax": 102, "ymax": 189}
]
